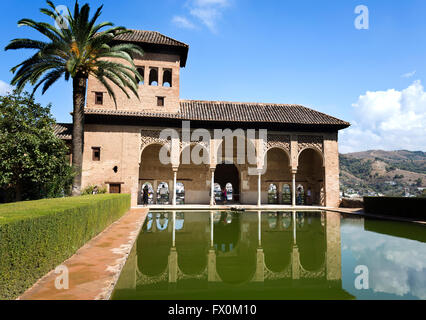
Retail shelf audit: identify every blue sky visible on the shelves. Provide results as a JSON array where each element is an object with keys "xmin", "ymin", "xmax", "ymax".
[{"xmin": 1, "ymin": 0, "xmax": 426, "ymax": 153}]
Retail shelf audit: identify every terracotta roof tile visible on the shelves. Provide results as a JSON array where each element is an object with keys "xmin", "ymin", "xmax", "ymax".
[
  {"xmin": 114, "ymin": 30, "xmax": 189, "ymax": 48},
  {"xmin": 113, "ymin": 30, "xmax": 189, "ymax": 66},
  {"xmin": 83, "ymin": 100, "xmax": 350, "ymax": 127},
  {"xmin": 53, "ymin": 123, "xmax": 72, "ymax": 140}
]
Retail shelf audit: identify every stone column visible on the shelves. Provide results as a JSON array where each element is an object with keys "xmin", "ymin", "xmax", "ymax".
[
  {"xmin": 323, "ymin": 133, "xmax": 340, "ymax": 207},
  {"xmin": 144, "ymin": 67, "xmax": 149, "ymax": 86},
  {"xmin": 257, "ymin": 170, "xmax": 261, "ymax": 207},
  {"xmin": 210, "ymin": 168, "xmax": 215, "ymax": 206},
  {"xmin": 172, "ymin": 167, "xmax": 178, "ymax": 206},
  {"xmin": 158, "ymin": 67, "xmax": 163, "ymax": 86},
  {"xmin": 291, "ymin": 169, "xmax": 297, "ymax": 206}
]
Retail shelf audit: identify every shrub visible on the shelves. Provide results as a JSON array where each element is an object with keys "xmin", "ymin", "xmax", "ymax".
[
  {"xmin": 81, "ymin": 184, "xmax": 108, "ymax": 195},
  {"xmin": 0, "ymin": 91, "xmax": 73, "ymax": 203},
  {"xmin": 364, "ymin": 196, "xmax": 426, "ymax": 220},
  {"xmin": 0, "ymin": 194, "xmax": 130, "ymax": 300}
]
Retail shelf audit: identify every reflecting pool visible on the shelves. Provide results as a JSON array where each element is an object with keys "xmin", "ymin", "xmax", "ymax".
[{"xmin": 111, "ymin": 211, "xmax": 426, "ymax": 300}]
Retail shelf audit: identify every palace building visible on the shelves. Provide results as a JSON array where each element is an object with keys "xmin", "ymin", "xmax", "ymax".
[{"xmin": 54, "ymin": 30, "xmax": 350, "ymax": 207}]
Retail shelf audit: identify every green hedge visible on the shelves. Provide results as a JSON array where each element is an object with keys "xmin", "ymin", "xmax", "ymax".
[
  {"xmin": 363, "ymin": 196, "xmax": 426, "ymax": 220},
  {"xmin": 0, "ymin": 194, "xmax": 130, "ymax": 300}
]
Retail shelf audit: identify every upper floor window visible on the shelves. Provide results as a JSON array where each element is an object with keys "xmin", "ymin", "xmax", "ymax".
[
  {"xmin": 149, "ymin": 68, "xmax": 158, "ymax": 86},
  {"xmin": 136, "ymin": 67, "xmax": 144, "ymax": 85},
  {"xmin": 92, "ymin": 147, "xmax": 101, "ymax": 161},
  {"xmin": 95, "ymin": 92, "xmax": 103, "ymax": 105},
  {"xmin": 157, "ymin": 97, "xmax": 164, "ymax": 107},
  {"xmin": 163, "ymin": 69, "xmax": 172, "ymax": 87},
  {"xmin": 157, "ymin": 96, "xmax": 165, "ymax": 107}
]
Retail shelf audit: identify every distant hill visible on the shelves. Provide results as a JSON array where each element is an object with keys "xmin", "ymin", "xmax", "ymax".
[{"xmin": 339, "ymin": 150, "xmax": 426, "ymax": 197}]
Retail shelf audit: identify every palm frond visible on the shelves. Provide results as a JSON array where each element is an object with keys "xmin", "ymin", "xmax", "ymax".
[{"xmin": 5, "ymin": 0, "xmax": 144, "ymax": 100}]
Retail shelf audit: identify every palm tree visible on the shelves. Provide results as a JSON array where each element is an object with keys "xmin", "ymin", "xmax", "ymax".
[{"xmin": 5, "ymin": 0, "xmax": 143, "ymax": 196}]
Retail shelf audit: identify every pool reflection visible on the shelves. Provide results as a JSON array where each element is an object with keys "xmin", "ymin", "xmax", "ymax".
[{"xmin": 113, "ymin": 210, "xmax": 351, "ymax": 300}]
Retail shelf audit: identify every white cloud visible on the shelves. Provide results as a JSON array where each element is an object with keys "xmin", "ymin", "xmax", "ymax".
[
  {"xmin": 341, "ymin": 223, "xmax": 426, "ymax": 299},
  {"xmin": 0, "ymin": 80, "xmax": 13, "ymax": 96},
  {"xmin": 340, "ymin": 80, "xmax": 426, "ymax": 153},
  {"xmin": 402, "ymin": 70, "xmax": 416, "ymax": 78},
  {"xmin": 172, "ymin": 16, "xmax": 196, "ymax": 29},
  {"xmin": 172, "ymin": 0, "xmax": 230, "ymax": 33}
]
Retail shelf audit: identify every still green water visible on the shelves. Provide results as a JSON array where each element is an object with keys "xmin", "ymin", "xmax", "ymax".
[{"xmin": 111, "ymin": 211, "xmax": 426, "ymax": 300}]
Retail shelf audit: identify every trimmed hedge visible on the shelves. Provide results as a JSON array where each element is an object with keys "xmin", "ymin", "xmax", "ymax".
[
  {"xmin": 363, "ymin": 196, "xmax": 426, "ymax": 220},
  {"xmin": 0, "ymin": 194, "xmax": 130, "ymax": 300}
]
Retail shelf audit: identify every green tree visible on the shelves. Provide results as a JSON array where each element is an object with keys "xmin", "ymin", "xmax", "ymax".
[
  {"xmin": 0, "ymin": 91, "xmax": 73, "ymax": 202},
  {"xmin": 5, "ymin": 0, "xmax": 143, "ymax": 195}
]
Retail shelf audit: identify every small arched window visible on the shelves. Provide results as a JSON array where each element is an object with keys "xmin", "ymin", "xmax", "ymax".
[
  {"xmin": 176, "ymin": 182, "xmax": 185, "ymax": 204},
  {"xmin": 282, "ymin": 184, "xmax": 291, "ymax": 205},
  {"xmin": 136, "ymin": 67, "xmax": 144, "ymax": 85},
  {"xmin": 268, "ymin": 184, "xmax": 278, "ymax": 204},
  {"xmin": 149, "ymin": 68, "xmax": 158, "ymax": 86},
  {"xmin": 296, "ymin": 184, "xmax": 305, "ymax": 205},
  {"xmin": 214, "ymin": 183, "xmax": 222, "ymax": 202},
  {"xmin": 162, "ymin": 69, "xmax": 172, "ymax": 87},
  {"xmin": 157, "ymin": 182, "xmax": 169, "ymax": 204},
  {"xmin": 140, "ymin": 182, "xmax": 154, "ymax": 205},
  {"xmin": 225, "ymin": 183, "xmax": 233, "ymax": 201}
]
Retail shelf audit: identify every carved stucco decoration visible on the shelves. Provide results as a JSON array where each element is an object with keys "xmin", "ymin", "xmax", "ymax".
[
  {"xmin": 140, "ymin": 129, "xmax": 170, "ymax": 152},
  {"xmin": 297, "ymin": 135, "xmax": 323, "ymax": 153},
  {"xmin": 266, "ymin": 134, "xmax": 290, "ymax": 152}
]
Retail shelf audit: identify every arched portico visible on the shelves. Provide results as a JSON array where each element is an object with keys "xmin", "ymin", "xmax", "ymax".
[
  {"xmin": 296, "ymin": 148, "xmax": 325, "ymax": 206},
  {"xmin": 215, "ymin": 164, "xmax": 239, "ymax": 203},
  {"xmin": 178, "ymin": 143, "xmax": 210, "ymax": 204},
  {"xmin": 136, "ymin": 130, "xmax": 329, "ymax": 207},
  {"xmin": 261, "ymin": 147, "xmax": 292, "ymax": 205},
  {"xmin": 139, "ymin": 143, "xmax": 173, "ymax": 205}
]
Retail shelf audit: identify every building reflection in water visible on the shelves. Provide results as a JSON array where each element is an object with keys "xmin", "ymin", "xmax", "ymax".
[{"xmin": 113, "ymin": 210, "xmax": 350, "ymax": 299}]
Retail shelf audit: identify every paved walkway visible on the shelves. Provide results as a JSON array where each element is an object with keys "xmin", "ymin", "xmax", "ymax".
[{"xmin": 19, "ymin": 208, "xmax": 148, "ymax": 300}]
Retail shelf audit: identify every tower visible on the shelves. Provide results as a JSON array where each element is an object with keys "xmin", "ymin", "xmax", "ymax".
[{"xmin": 86, "ymin": 30, "xmax": 189, "ymax": 113}]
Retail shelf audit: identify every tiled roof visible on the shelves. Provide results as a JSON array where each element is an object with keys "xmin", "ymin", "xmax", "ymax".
[
  {"xmin": 179, "ymin": 100, "xmax": 350, "ymax": 126},
  {"xmin": 113, "ymin": 30, "xmax": 189, "ymax": 66},
  {"xmin": 114, "ymin": 30, "xmax": 189, "ymax": 49},
  {"xmin": 83, "ymin": 100, "xmax": 350, "ymax": 127},
  {"xmin": 53, "ymin": 123, "xmax": 72, "ymax": 140}
]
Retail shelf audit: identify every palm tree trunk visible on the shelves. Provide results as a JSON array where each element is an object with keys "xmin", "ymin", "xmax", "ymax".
[{"xmin": 71, "ymin": 76, "xmax": 87, "ymax": 196}]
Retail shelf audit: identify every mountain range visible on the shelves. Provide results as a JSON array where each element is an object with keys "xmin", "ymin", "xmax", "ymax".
[{"xmin": 339, "ymin": 150, "xmax": 426, "ymax": 197}]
